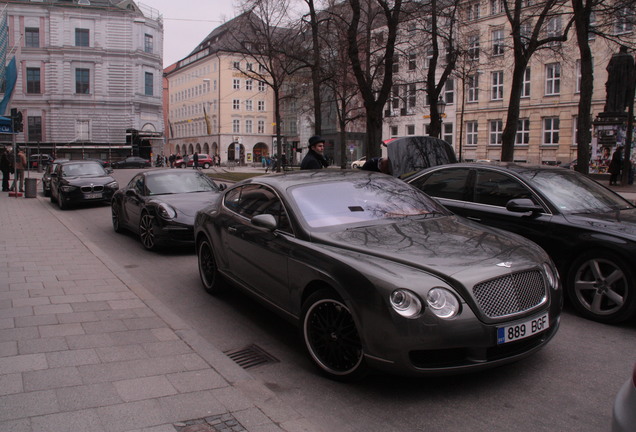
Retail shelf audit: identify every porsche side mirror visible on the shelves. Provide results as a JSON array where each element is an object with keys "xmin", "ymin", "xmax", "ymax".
[{"xmin": 506, "ymin": 198, "xmax": 543, "ymax": 214}]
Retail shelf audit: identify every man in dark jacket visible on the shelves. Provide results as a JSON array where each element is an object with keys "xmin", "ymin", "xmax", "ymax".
[
  {"xmin": 0, "ymin": 148, "xmax": 12, "ymax": 191},
  {"xmin": 300, "ymin": 135, "xmax": 329, "ymax": 170}
]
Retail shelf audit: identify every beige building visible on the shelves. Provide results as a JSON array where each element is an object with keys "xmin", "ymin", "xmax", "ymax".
[
  {"xmin": 455, "ymin": 1, "xmax": 634, "ymax": 166},
  {"xmin": 165, "ymin": 14, "xmax": 274, "ymax": 165}
]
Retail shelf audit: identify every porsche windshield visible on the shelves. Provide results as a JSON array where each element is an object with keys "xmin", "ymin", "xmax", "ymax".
[{"xmin": 290, "ymin": 177, "xmax": 446, "ymax": 228}]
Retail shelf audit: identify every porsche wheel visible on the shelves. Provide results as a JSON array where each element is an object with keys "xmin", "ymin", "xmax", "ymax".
[
  {"xmin": 197, "ymin": 238, "xmax": 225, "ymax": 294},
  {"xmin": 567, "ymin": 251, "xmax": 636, "ymax": 323},
  {"xmin": 111, "ymin": 204, "xmax": 123, "ymax": 233},
  {"xmin": 139, "ymin": 212, "xmax": 158, "ymax": 250},
  {"xmin": 302, "ymin": 290, "xmax": 367, "ymax": 380}
]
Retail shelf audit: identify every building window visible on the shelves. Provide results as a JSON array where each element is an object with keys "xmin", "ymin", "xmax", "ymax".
[
  {"xmin": 443, "ymin": 123, "xmax": 454, "ymax": 144},
  {"xmin": 233, "ymin": 99, "xmax": 240, "ymax": 110},
  {"xmin": 516, "ymin": 118, "xmax": 530, "ymax": 145},
  {"xmin": 466, "ymin": 121, "xmax": 478, "ymax": 145},
  {"xmin": 491, "ymin": 71, "xmax": 504, "ymax": 100},
  {"xmin": 25, "ymin": 28, "xmax": 40, "ymax": 48},
  {"xmin": 614, "ymin": 8, "xmax": 633, "ymax": 34},
  {"xmin": 258, "ymin": 120, "xmax": 265, "ymax": 134},
  {"xmin": 245, "ymin": 79, "xmax": 253, "ymax": 91},
  {"xmin": 75, "ymin": 28, "xmax": 89, "ymax": 47},
  {"xmin": 245, "ymin": 119, "xmax": 253, "ymax": 134},
  {"xmin": 407, "ymin": 124, "xmax": 415, "ymax": 135},
  {"xmin": 233, "ymin": 79, "xmax": 240, "ymax": 90},
  {"xmin": 233, "ymin": 61, "xmax": 240, "ymax": 69},
  {"xmin": 144, "ymin": 72, "xmax": 153, "ymax": 96},
  {"xmin": 492, "ymin": 29, "xmax": 504, "ymax": 56},
  {"xmin": 407, "ymin": 84, "xmax": 417, "ymax": 112},
  {"xmin": 26, "ymin": 68, "xmax": 41, "ymax": 94},
  {"xmin": 545, "ymin": 63, "xmax": 561, "ymax": 95},
  {"xmin": 392, "ymin": 55, "xmax": 400, "ymax": 73},
  {"xmin": 543, "ymin": 117, "xmax": 560, "ymax": 145},
  {"xmin": 76, "ymin": 68, "xmax": 90, "ymax": 94},
  {"xmin": 490, "ymin": 0, "xmax": 502, "ymax": 15},
  {"xmin": 408, "ymin": 53, "xmax": 417, "ymax": 71},
  {"xmin": 521, "ymin": 67, "xmax": 531, "ymax": 97},
  {"xmin": 258, "ymin": 81, "xmax": 266, "ymax": 92},
  {"xmin": 144, "ymin": 34, "xmax": 153, "ymax": 53},
  {"xmin": 246, "ymin": 62, "xmax": 253, "ymax": 71},
  {"xmin": 489, "ymin": 120, "xmax": 503, "ymax": 145},
  {"xmin": 233, "ymin": 119, "xmax": 240, "ymax": 134},
  {"xmin": 258, "ymin": 100, "xmax": 265, "ymax": 111},
  {"xmin": 466, "ymin": 2, "xmax": 480, "ymax": 21},
  {"xmin": 468, "ymin": 35, "xmax": 480, "ymax": 61},
  {"xmin": 245, "ymin": 100, "xmax": 253, "ymax": 111},
  {"xmin": 390, "ymin": 126, "xmax": 399, "ymax": 137},
  {"xmin": 467, "ymin": 74, "xmax": 479, "ymax": 102},
  {"xmin": 27, "ymin": 116, "xmax": 42, "ymax": 141},
  {"xmin": 546, "ymin": 16, "xmax": 562, "ymax": 46},
  {"xmin": 445, "ymin": 79, "xmax": 455, "ymax": 104}
]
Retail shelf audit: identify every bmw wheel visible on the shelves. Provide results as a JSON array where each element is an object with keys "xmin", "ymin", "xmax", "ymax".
[
  {"xmin": 139, "ymin": 212, "xmax": 158, "ymax": 250},
  {"xmin": 567, "ymin": 251, "xmax": 636, "ymax": 323},
  {"xmin": 301, "ymin": 289, "xmax": 367, "ymax": 380},
  {"xmin": 57, "ymin": 192, "xmax": 67, "ymax": 210},
  {"xmin": 197, "ymin": 238, "xmax": 225, "ymax": 294},
  {"xmin": 111, "ymin": 204, "xmax": 123, "ymax": 233}
]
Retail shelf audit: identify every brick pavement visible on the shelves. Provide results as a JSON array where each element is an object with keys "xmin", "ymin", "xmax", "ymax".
[{"xmin": 0, "ymin": 182, "xmax": 314, "ymax": 432}]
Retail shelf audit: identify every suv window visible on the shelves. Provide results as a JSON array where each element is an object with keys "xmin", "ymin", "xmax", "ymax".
[
  {"xmin": 474, "ymin": 170, "xmax": 533, "ymax": 207},
  {"xmin": 412, "ymin": 168, "xmax": 470, "ymax": 201}
]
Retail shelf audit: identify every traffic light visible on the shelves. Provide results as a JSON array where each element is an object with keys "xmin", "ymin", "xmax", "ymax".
[{"xmin": 10, "ymin": 108, "xmax": 23, "ymax": 132}]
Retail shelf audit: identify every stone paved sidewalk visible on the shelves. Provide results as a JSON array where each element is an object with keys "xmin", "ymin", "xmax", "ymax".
[{"xmin": 0, "ymin": 192, "xmax": 313, "ymax": 432}]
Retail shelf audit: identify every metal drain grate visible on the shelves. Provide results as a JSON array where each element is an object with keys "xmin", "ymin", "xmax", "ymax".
[{"xmin": 224, "ymin": 344, "xmax": 279, "ymax": 369}]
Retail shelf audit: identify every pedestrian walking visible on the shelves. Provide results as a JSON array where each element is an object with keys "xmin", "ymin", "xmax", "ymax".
[
  {"xmin": 609, "ymin": 146, "xmax": 623, "ymax": 186},
  {"xmin": 10, "ymin": 147, "xmax": 26, "ymax": 193},
  {"xmin": 0, "ymin": 147, "xmax": 12, "ymax": 191}
]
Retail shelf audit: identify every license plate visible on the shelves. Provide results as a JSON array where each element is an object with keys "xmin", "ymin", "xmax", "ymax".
[
  {"xmin": 497, "ymin": 313, "xmax": 549, "ymax": 344},
  {"xmin": 84, "ymin": 192, "xmax": 102, "ymax": 199}
]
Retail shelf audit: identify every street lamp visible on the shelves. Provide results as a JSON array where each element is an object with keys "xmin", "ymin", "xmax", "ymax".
[{"xmin": 436, "ymin": 97, "xmax": 447, "ymax": 139}]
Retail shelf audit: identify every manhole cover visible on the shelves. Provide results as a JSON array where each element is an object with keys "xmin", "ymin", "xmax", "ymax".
[
  {"xmin": 224, "ymin": 344, "xmax": 279, "ymax": 369},
  {"xmin": 174, "ymin": 413, "xmax": 246, "ymax": 431}
]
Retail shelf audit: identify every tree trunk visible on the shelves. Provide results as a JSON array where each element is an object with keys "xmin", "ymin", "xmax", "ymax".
[
  {"xmin": 572, "ymin": 0, "xmax": 592, "ymax": 175},
  {"xmin": 501, "ymin": 58, "xmax": 528, "ymax": 161}
]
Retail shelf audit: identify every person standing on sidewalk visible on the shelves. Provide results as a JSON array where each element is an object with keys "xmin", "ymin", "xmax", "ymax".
[
  {"xmin": 609, "ymin": 146, "xmax": 623, "ymax": 186},
  {"xmin": 0, "ymin": 147, "xmax": 12, "ymax": 191},
  {"xmin": 193, "ymin": 152, "xmax": 199, "ymax": 169},
  {"xmin": 10, "ymin": 147, "xmax": 26, "ymax": 193},
  {"xmin": 300, "ymin": 135, "xmax": 329, "ymax": 170}
]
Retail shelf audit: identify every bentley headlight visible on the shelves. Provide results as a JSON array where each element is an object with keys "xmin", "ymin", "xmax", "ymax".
[
  {"xmin": 543, "ymin": 262, "xmax": 559, "ymax": 290},
  {"xmin": 157, "ymin": 203, "xmax": 176, "ymax": 219},
  {"xmin": 426, "ymin": 288, "xmax": 460, "ymax": 319},
  {"xmin": 390, "ymin": 289, "xmax": 422, "ymax": 318}
]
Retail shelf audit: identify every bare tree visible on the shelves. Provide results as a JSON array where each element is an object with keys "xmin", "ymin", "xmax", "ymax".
[
  {"xmin": 499, "ymin": 0, "xmax": 575, "ymax": 162},
  {"xmin": 346, "ymin": 0, "xmax": 404, "ymax": 158}
]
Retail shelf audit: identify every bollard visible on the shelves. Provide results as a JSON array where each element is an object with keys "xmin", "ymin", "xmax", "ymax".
[{"xmin": 24, "ymin": 178, "xmax": 37, "ymax": 198}]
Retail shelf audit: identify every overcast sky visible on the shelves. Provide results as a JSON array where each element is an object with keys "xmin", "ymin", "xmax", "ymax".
[{"xmin": 141, "ymin": 0, "xmax": 240, "ymax": 68}]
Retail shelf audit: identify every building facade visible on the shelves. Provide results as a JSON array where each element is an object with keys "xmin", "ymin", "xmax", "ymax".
[
  {"xmin": 1, "ymin": 0, "xmax": 164, "ymax": 161},
  {"xmin": 164, "ymin": 13, "xmax": 275, "ymax": 165}
]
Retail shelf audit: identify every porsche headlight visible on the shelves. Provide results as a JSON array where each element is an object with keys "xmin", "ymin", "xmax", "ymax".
[
  {"xmin": 390, "ymin": 289, "xmax": 422, "ymax": 318},
  {"xmin": 426, "ymin": 288, "xmax": 460, "ymax": 319},
  {"xmin": 543, "ymin": 262, "xmax": 559, "ymax": 290},
  {"xmin": 157, "ymin": 203, "xmax": 176, "ymax": 219}
]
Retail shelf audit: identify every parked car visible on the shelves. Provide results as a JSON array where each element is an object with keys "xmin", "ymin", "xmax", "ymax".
[
  {"xmin": 175, "ymin": 153, "xmax": 214, "ymax": 169},
  {"xmin": 111, "ymin": 156, "xmax": 150, "ymax": 169},
  {"xmin": 49, "ymin": 160, "xmax": 119, "ymax": 210},
  {"xmin": 405, "ymin": 162, "xmax": 636, "ymax": 323},
  {"xmin": 28, "ymin": 153, "xmax": 53, "ymax": 169},
  {"xmin": 561, "ymin": 159, "xmax": 578, "ymax": 170},
  {"xmin": 42, "ymin": 158, "xmax": 69, "ymax": 197},
  {"xmin": 111, "ymin": 169, "xmax": 225, "ymax": 250},
  {"xmin": 83, "ymin": 157, "xmax": 111, "ymax": 168},
  {"xmin": 194, "ymin": 170, "xmax": 561, "ymax": 379},
  {"xmin": 351, "ymin": 156, "xmax": 366, "ymax": 169},
  {"xmin": 612, "ymin": 362, "xmax": 636, "ymax": 432}
]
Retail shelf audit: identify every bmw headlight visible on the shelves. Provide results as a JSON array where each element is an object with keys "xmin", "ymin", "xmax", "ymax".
[
  {"xmin": 543, "ymin": 262, "xmax": 559, "ymax": 290},
  {"xmin": 60, "ymin": 185, "xmax": 77, "ymax": 193},
  {"xmin": 105, "ymin": 181, "xmax": 119, "ymax": 189},
  {"xmin": 390, "ymin": 289, "xmax": 422, "ymax": 318},
  {"xmin": 157, "ymin": 202, "xmax": 176, "ymax": 219},
  {"xmin": 426, "ymin": 288, "xmax": 460, "ymax": 319}
]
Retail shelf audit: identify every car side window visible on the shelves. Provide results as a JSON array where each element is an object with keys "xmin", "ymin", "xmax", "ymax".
[
  {"xmin": 411, "ymin": 168, "xmax": 471, "ymax": 202},
  {"xmin": 474, "ymin": 170, "xmax": 534, "ymax": 207},
  {"xmin": 128, "ymin": 174, "xmax": 145, "ymax": 195},
  {"xmin": 224, "ymin": 185, "xmax": 293, "ymax": 234}
]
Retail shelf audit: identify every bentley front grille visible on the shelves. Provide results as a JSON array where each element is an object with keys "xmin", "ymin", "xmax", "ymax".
[{"xmin": 472, "ymin": 270, "xmax": 547, "ymax": 318}]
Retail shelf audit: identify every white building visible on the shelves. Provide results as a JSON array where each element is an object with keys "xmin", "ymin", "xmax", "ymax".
[{"xmin": 1, "ymin": 0, "xmax": 164, "ymax": 161}]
